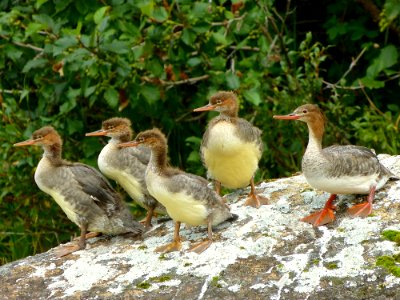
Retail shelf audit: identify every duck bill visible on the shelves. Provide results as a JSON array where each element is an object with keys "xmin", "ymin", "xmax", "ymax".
[
  {"xmin": 193, "ymin": 103, "xmax": 217, "ymax": 112},
  {"xmin": 118, "ymin": 141, "xmax": 140, "ymax": 148},
  {"xmin": 273, "ymin": 114, "xmax": 301, "ymax": 120},
  {"xmin": 14, "ymin": 139, "xmax": 36, "ymax": 147},
  {"xmin": 85, "ymin": 129, "xmax": 107, "ymax": 137}
]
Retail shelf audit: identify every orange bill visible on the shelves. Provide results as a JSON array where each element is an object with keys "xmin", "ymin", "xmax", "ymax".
[
  {"xmin": 14, "ymin": 139, "xmax": 36, "ymax": 147},
  {"xmin": 85, "ymin": 129, "xmax": 108, "ymax": 137},
  {"xmin": 193, "ymin": 103, "xmax": 217, "ymax": 112}
]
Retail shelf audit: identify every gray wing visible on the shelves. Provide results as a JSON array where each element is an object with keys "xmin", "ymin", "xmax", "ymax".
[
  {"xmin": 234, "ymin": 118, "xmax": 263, "ymax": 151},
  {"xmin": 322, "ymin": 145, "xmax": 391, "ymax": 177},
  {"xmin": 119, "ymin": 147, "xmax": 148, "ymax": 180},
  {"xmin": 165, "ymin": 169, "xmax": 220, "ymax": 206},
  {"xmin": 69, "ymin": 163, "xmax": 121, "ymax": 216}
]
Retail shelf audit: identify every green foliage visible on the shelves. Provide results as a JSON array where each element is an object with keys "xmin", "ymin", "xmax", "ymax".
[
  {"xmin": 382, "ymin": 230, "xmax": 400, "ymax": 245},
  {"xmin": 376, "ymin": 255, "xmax": 400, "ymax": 277},
  {"xmin": 375, "ymin": 230, "xmax": 400, "ymax": 277},
  {"xmin": 1, "ymin": 0, "xmax": 400, "ymax": 264}
]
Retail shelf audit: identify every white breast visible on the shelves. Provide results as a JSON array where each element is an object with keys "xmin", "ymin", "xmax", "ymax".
[
  {"xmin": 305, "ymin": 173, "xmax": 383, "ymax": 195},
  {"xmin": 35, "ymin": 159, "xmax": 80, "ymax": 225},
  {"xmin": 98, "ymin": 144, "xmax": 145, "ymax": 206},
  {"xmin": 203, "ymin": 122, "xmax": 260, "ymax": 188},
  {"xmin": 146, "ymin": 170, "xmax": 208, "ymax": 226}
]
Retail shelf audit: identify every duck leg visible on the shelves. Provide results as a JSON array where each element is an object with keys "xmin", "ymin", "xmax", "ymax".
[
  {"xmin": 55, "ymin": 224, "xmax": 88, "ymax": 257},
  {"xmin": 141, "ymin": 205, "xmax": 155, "ymax": 228},
  {"xmin": 155, "ymin": 221, "xmax": 182, "ymax": 253},
  {"xmin": 244, "ymin": 177, "xmax": 269, "ymax": 208},
  {"xmin": 215, "ymin": 180, "xmax": 221, "ymax": 195},
  {"xmin": 188, "ymin": 218, "xmax": 213, "ymax": 254},
  {"xmin": 301, "ymin": 194, "xmax": 337, "ymax": 226},
  {"xmin": 348, "ymin": 186, "xmax": 375, "ymax": 217}
]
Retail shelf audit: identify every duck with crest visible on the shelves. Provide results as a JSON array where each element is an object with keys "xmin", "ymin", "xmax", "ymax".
[
  {"xmin": 273, "ymin": 104, "xmax": 398, "ymax": 226},
  {"xmin": 193, "ymin": 91, "xmax": 268, "ymax": 208},
  {"xmin": 86, "ymin": 117, "xmax": 167, "ymax": 228},
  {"xmin": 14, "ymin": 126, "xmax": 144, "ymax": 256},
  {"xmin": 119, "ymin": 128, "xmax": 237, "ymax": 254}
]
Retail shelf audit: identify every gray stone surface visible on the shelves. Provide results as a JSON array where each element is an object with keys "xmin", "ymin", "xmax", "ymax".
[{"xmin": 1, "ymin": 155, "xmax": 400, "ymax": 300}]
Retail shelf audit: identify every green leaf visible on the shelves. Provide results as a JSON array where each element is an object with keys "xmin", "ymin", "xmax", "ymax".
[
  {"xmin": 101, "ymin": 40, "xmax": 129, "ymax": 54},
  {"xmin": 212, "ymin": 32, "xmax": 228, "ymax": 46},
  {"xmin": 137, "ymin": 1, "xmax": 154, "ymax": 17},
  {"xmin": 67, "ymin": 119, "xmax": 83, "ymax": 135},
  {"xmin": 5, "ymin": 45, "xmax": 23, "ymax": 61},
  {"xmin": 53, "ymin": 35, "xmax": 78, "ymax": 56},
  {"xmin": 35, "ymin": 0, "xmax": 49, "ymax": 10},
  {"xmin": 140, "ymin": 85, "xmax": 160, "ymax": 104},
  {"xmin": 182, "ymin": 28, "xmax": 197, "ymax": 46},
  {"xmin": 22, "ymin": 58, "xmax": 48, "ymax": 73},
  {"xmin": 357, "ymin": 77, "xmax": 385, "ymax": 89},
  {"xmin": 366, "ymin": 45, "xmax": 398, "ymax": 78},
  {"xmin": 59, "ymin": 90, "xmax": 77, "ymax": 113},
  {"xmin": 94, "ymin": 6, "xmax": 110, "ymax": 25},
  {"xmin": 225, "ymin": 73, "xmax": 240, "ymax": 89},
  {"xmin": 243, "ymin": 89, "xmax": 262, "ymax": 106},
  {"xmin": 25, "ymin": 22, "xmax": 45, "ymax": 38},
  {"xmin": 104, "ymin": 88, "xmax": 119, "ymax": 108},
  {"xmin": 187, "ymin": 57, "xmax": 202, "ymax": 67},
  {"xmin": 153, "ymin": 6, "xmax": 168, "ymax": 22},
  {"xmin": 84, "ymin": 86, "xmax": 97, "ymax": 97}
]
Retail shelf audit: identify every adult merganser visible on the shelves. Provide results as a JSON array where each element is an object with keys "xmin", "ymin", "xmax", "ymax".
[
  {"xmin": 193, "ymin": 91, "xmax": 268, "ymax": 208},
  {"xmin": 273, "ymin": 104, "xmax": 398, "ymax": 226},
  {"xmin": 14, "ymin": 126, "xmax": 144, "ymax": 256},
  {"xmin": 119, "ymin": 128, "xmax": 237, "ymax": 253},
  {"xmin": 85, "ymin": 118, "xmax": 166, "ymax": 228}
]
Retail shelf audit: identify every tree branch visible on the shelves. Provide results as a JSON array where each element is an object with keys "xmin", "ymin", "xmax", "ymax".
[
  {"xmin": 0, "ymin": 35, "xmax": 44, "ymax": 52},
  {"xmin": 142, "ymin": 74, "xmax": 209, "ymax": 86}
]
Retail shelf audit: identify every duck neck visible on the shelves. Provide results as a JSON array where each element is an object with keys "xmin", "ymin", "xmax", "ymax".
[
  {"xmin": 43, "ymin": 143, "xmax": 63, "ymax": 165},
  {"xmin": 111, "ymin": 132, "xmax": 132, "ymax": 145},
  {"xmin": 220, "ymin": 105, "xmax": 239, "ymax": 119},
  {"xmin": 305, "ymin": 121, "xmax": 324, "ymax": 154},
  {"xmin": 148, "ymin": 145, "xmax": 168, "ymax": 174}
]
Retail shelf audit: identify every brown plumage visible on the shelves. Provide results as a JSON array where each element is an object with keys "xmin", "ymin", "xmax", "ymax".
[
  {"xmin": 86, "ymin": 118, "xmax": 166, "ymax": 227},
  {"xmin": 119, "ymin": 128, "xmax": 237, "ymax": 254},
  {"xmin": 14, "ymin": 126, "xmax": 144, "ymax": 256},
  {"xmin": 193, "ymin": 91, "xmax": 268, "ymax": 208},
  {"xmin": 274, "ymin": 104, "xmax": 398, "ymax": 226}
]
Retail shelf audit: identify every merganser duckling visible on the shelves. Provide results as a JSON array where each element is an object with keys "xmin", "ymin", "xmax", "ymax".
[
  {"xmin": 85, "ymin": 118, "xmax": 166, "ymax": 227},
  {"xmin": 119, "ymin": 128, "xmax": 237, "ymax": 253},
  {"xmin": 14, "ymin": 126, "xmax": 144, "ymax": 256},
  {"xmin": 273, "ymin": 104, "xmax": 398, "ymax": 226},
  {"xmin": 193, "ymin": 91, "xmax": 268, "ymax": 208}
]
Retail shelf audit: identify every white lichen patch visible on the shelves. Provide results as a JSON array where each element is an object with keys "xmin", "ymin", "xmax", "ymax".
[
  {"xmin": 227, "ymin": 284, "xmax": 241, "ymax": 292},
  {"xmin": 30, "ymin": 262, "xmax": 56, "ymax": 278}
]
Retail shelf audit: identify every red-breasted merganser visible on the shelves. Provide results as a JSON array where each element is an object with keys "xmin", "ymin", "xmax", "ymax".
[
  {"xmin": 14, "ymin": 126, "xmax": 144, "ymax": 256},
  {"xmin": 119, "ymin": 128, "xmax": 237, "ymax": 253},
  {"xmin": 85, "ymin": 118, "xmax": 166, "ymax": 227},
  {"xmin": 273, "ymin": 104, "xmax": 398, "ymax": 226},
  {"xmin": 193, "ymin": 91, "xmax": 268, "ymax": 208}
]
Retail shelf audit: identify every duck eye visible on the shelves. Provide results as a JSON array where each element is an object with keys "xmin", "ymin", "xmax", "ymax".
[
  {"xmin": 302, "ymin": 109, "xmax": 308, "ymax": 114},
  {"xmin": 216, "ymin": 99, "xmax": 222, "ymax": 105}
]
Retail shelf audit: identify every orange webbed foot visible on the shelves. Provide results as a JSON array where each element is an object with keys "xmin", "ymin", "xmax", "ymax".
[
  {"xmin": 188, "ymin": 239, "xmax": 212, "ymax": 254},
  {"xmin": 244, "ymin": 193, "xmax": 269, "ymax": 208},
  {"xmin": 73, "ymin": 232, "xmax": 101, "ymax": 241},
  {"xmin": 155, "ymin": 240, "xmax": 182, "ymax": 253},
  {"xmin": 54, "ymin": 243, "xmax": 84, "ymax": 257},
  {"xmin": 347, "ymin": 202, "xmax": 373, "ymax": 218},
  {"xmin": 300, "ymin": 208, "xmax": 336, "ymax": 226}
]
